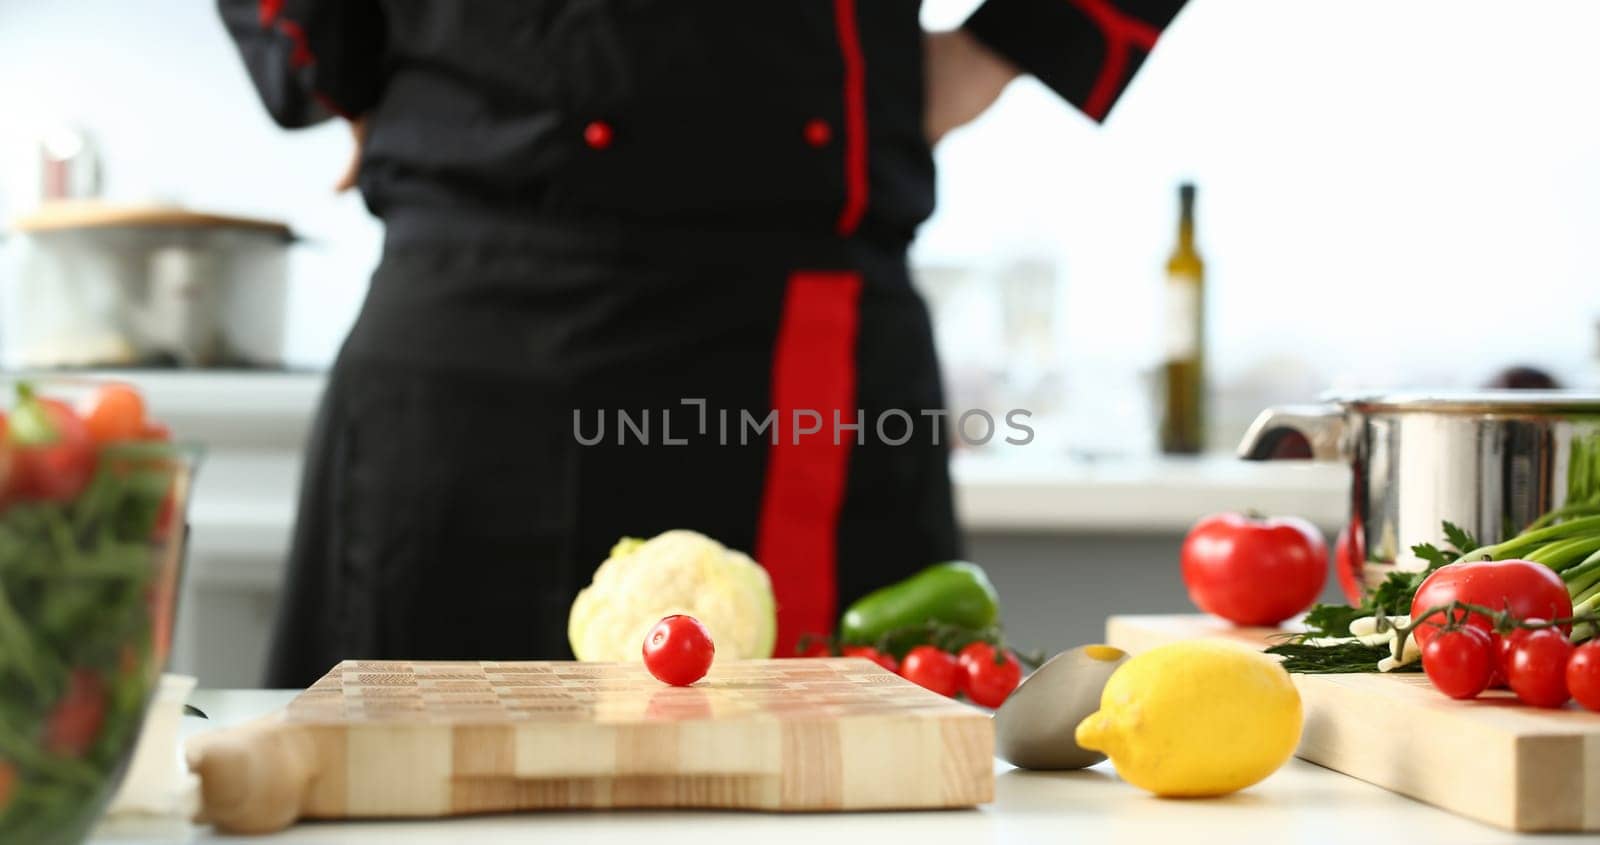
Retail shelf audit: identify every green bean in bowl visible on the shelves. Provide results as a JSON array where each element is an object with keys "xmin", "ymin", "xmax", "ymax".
[{"xmin": 0, "ymin": 381, "xmax": 197, "ymax": 845}]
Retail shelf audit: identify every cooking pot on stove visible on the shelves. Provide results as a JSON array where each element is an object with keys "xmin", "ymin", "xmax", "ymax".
[
  {"xmin": 2, "ymin": 201, "xmax": 293, "ymax": 368},
  {"xmin": 1238, "ymin": 392, "xmax": 1600, "ymax": 586}
]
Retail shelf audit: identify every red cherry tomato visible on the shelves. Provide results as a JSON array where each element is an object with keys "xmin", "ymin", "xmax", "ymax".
[
  {"xmin": 1334, "ymin": 521, "xmax": 1365, "ymax": 605},
  {"xmin": 79, "ymin": 383, "xmax": 147, "ymax": 444},
  {"xmin": 1421, "ymin": 626, "xmax": 1494, "ymax": 700},
  {"xmin": 1486, "ymin": 631, "xmax": 1509, "ymax": 689},
  {"xmin": 1180, "ymin": 512, "xmax": 1328, "ymax": 626},
  {"xmin": 1506, "ymin": 624, "xmax": 1573, "ymax": 708},
  {"xmin": 1409, "ymin": 560, "xmax": 1572, "ymax": 651},
  {"xmin": 46, "ymin": 669, "xmax": 108, "ymax": 758},
  {"xmin": 642, "ymin": 615, "xmax": 714, "ymax": 686},
  {"xmin": 957, "ymin": 642, "xmax": 1022, "ymax": 708},
  {"xmin": 1567, "ymin": 642, "xmax": 1600, "ymax": 712},
  {"xmin": 899, "ymin": 645, "xmax": 960, "ymax": 698},
  {"xmin": 841, "ymin": 645, "xmax": 898, "ymax": 673},
  {"xmin": 12, "ymin": 399, "xmax": 97, "ymax": 503}
]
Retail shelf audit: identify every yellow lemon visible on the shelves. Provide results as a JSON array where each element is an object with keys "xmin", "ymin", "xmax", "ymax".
[{"xmin": 1074, "ymin": 640, "xmax": 1301, "ymax": 797}]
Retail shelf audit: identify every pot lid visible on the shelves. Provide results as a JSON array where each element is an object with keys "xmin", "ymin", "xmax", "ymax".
[
  {"xmin": 10, "ymin": 200, "xmax": 291, "ymax": 239},
  {"xmin": 1328, "ymin": 390, "xmax": 1600, "ymax": 415}
]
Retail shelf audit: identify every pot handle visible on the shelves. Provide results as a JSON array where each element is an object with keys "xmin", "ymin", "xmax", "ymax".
[{"xmin": 1237, "ymin": 404, "xmax": 1347, "ymax": 461}]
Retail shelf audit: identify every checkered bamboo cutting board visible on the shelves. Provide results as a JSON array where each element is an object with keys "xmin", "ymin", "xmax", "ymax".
[{"xmin": 186, "ymin": 658, "xmax": 994, "ymax": 834}]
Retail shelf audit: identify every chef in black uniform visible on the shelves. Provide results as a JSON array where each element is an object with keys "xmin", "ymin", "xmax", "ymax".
[{"xmin": 220, "ymin": 0, "xmax": 1187, "ymax": 687}]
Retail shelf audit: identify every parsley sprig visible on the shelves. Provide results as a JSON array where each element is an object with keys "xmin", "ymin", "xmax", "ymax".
[{"xmin": 1267, "ymin": 522, "xmax": 1479, "ymax": 672}]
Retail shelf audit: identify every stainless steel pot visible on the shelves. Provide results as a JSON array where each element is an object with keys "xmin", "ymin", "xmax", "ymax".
[
  {"xmin": 2, "ymin": 202, "xmax": 293, "ymax": 369},
  {"xmin": 1239, "ymin": 392, "xmax": 1600, "ymax": 583}
]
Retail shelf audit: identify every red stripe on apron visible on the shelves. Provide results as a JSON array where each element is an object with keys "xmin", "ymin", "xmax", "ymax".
[
  {"xmin": 832, "ymin": 0, "xmax": 869, "ymax": 236},
  {"xmin": 757, "ymin": 271, "xmax": 863, "ymax": 656}
]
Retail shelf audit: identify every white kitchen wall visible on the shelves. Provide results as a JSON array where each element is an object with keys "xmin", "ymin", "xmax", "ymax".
[
  {"xmin": 920, "ymin": 0, "xmax": 1600, "ymax": 398},
  {"xmin": 3, "ymin": 0, "xmax": 1599, "ymax": 389}
]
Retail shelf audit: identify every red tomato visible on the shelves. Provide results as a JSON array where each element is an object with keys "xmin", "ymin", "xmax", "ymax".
[
  {"xmin": 1567, "ymin": 642, "xmax": 1600, "ymax": 712},
  {"xmin": 79, "ymin": 383, "xmax": 147, "ymax": 444},
  {"xmin": 0, "ymin": 760, "xmax": 15, "ymax": 811},
  {"xmin": 899, "ymin": 645, "xmax": 960, "ymax": 698},
  {"xmin": 1334, "ymin": 521, "xmax": 1365, "ymax": 605},
  {"xmin": 957, "ymin": 642, "xmax": 1022, "ymax": 708},
  {"xmin": 1180, "ymin": 513, "xmax": 1328, "ymax": 626},
  {"xmin": 1409, "ymin": 560, "xmax": 1572, "ymax": 651},
  {"xmin": 1506, "ymin": 624, "xmax": 1573, "ymax": 708},
  {"xmin": 11, "ymin": 399, "xmax": 97, "ymax": 503},
  {"xmin": 641, "ymin": 615, "xmax": 714, "ymax": 687},
  {"xmin": 46, "ymin": 669, "xmax": 108, "ymax": 758},
  {"xmin": 841, "ymin": 645, "xmax": 898, "ymax": 673},
  {"xmin": 1421, "ymin": 626, "xmax": 1494, "ymax": 699}
]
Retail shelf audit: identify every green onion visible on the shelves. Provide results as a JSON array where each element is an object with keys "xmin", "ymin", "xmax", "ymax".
[
  {"xmin": 1455, "ymin": 515, "xmax": 1600, "ymax": 565},
  {"xmin": 1526, "ymin": 534, "xmax": 1600, "ymax": 571}
]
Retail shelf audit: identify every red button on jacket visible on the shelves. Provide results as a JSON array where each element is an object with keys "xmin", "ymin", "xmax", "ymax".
[
  {"xmin": 583, "ymin": 121, "xmax": 614, "ymax": 150},
  {"xmin": 803, "ymin": 118, "xmax": 832, "ymax": 148}
]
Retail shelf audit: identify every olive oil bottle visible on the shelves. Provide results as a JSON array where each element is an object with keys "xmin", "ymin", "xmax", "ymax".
[{"xmin": 1160, "ymin": 183, "xmax": 1205, "ymax": 454}]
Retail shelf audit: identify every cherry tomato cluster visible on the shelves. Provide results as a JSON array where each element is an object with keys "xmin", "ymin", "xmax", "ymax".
[
  {"xmin": 880, "ymin": 643, "xmax": 1022, "ymax": 708},
  {"xmin": 1422, "ymin": 619, "xmax": 1600, "ymax": 711},
  {"xmin": 799, "ymin": 630, "xmax": 1026, "ymax": 708},
  {"xmin": 1405, "ymin": 561, "xmax": 1600, "ymax": 710},
  {"xmin": 0, "ymin": 383, "xmax": 168, "ymax": 508}
]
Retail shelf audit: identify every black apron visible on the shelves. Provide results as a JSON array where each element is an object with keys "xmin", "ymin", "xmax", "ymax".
[{"xmin": 264, "ymin": 217, "xmax": 960, "ymax": 686}]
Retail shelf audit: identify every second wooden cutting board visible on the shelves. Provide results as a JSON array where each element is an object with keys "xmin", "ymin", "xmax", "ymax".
[
  {"xmin": 1107, "ymin": 614, "xmax": 1600, "ymax": 832},
  {"xmin": 186, "ymin": 658, "xmax": 993, "ymax": 833}
]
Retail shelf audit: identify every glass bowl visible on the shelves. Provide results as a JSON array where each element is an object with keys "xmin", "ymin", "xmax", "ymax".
[{"xmin": 0, "ymin": 434, "xmax": 198, "ymax": 844}]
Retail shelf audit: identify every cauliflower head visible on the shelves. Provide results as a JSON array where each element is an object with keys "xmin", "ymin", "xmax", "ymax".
[{"xmin": 567, "ymin": 530, "xmax": 777, "ymax": 662}]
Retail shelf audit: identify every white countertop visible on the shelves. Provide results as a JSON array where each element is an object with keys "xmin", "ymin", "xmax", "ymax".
[
  {"xmin": 951, "ymin": 452, "xmax": 1347, "ymax": 533},
  {"xmin": 89, "ymin": 689, "xmax": 1587, "ymax": 845}
]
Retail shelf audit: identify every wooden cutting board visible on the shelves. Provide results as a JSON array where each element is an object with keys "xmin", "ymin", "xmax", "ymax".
[
  {"xmin": 186, "ymin": 658, "xmax": 993, "ymax": 833},
  {"xmin": 1107, "ymin": 615, "xmax": 1600, "ymax": 832}
]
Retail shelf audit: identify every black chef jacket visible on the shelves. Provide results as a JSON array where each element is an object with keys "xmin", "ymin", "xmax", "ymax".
[{"xmin": 223, "ymin": 0, "xmax": 1187, "ymax": 243}]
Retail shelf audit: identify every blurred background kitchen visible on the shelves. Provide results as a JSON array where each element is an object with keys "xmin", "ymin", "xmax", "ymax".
[{"xmin": 3, "ymin": 0, "xmax": 1599, "ymax": 686}]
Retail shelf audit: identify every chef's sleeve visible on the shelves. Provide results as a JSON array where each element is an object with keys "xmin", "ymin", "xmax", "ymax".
[
  {"xmin": 962, "ymin": 0, "xmax": 1188, "ymax": 122},
  {"xmin": 217, "ymin": 0, "xmax": 386, "ymax": 128}
]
